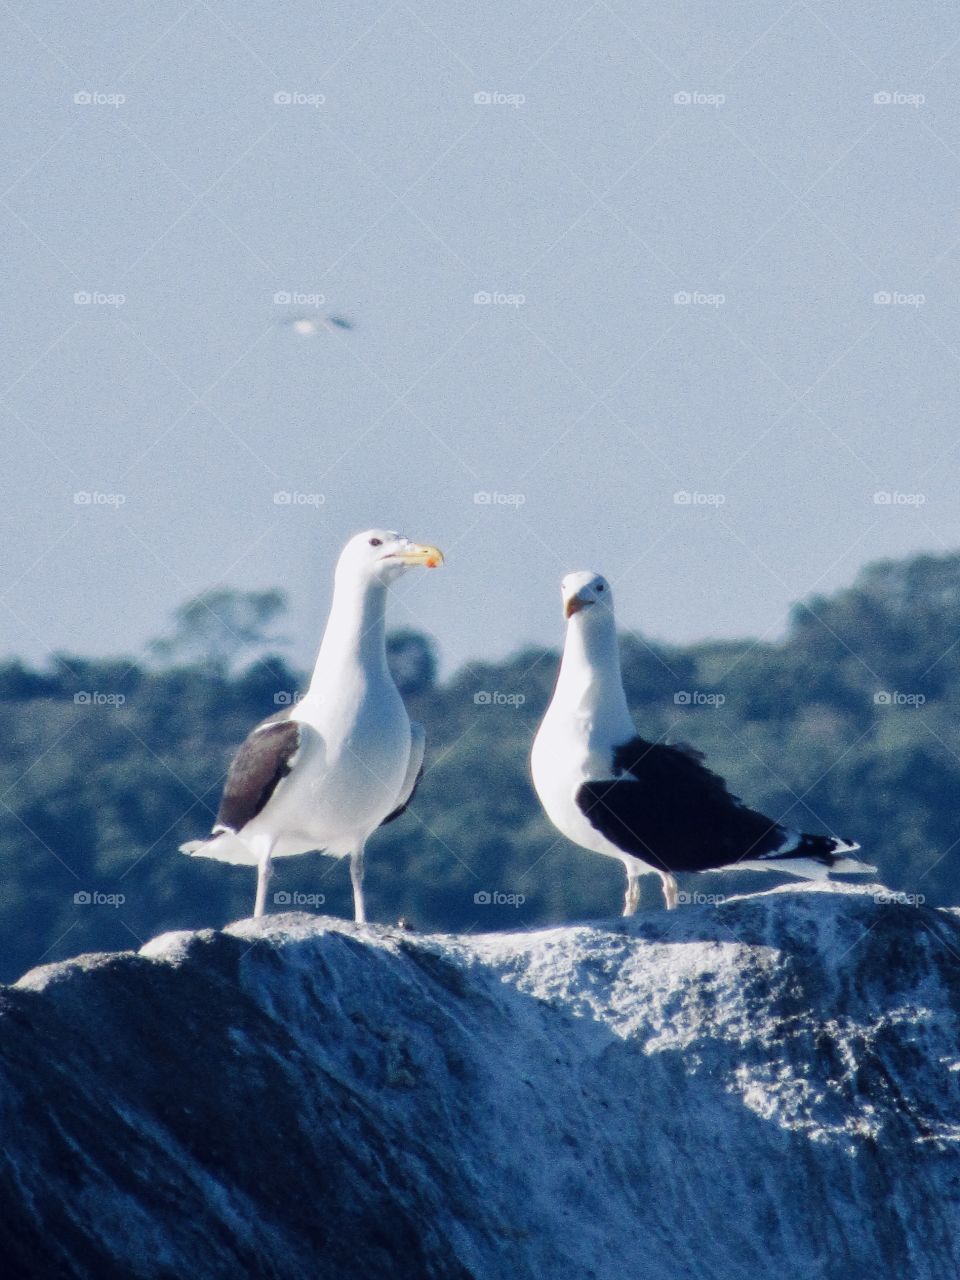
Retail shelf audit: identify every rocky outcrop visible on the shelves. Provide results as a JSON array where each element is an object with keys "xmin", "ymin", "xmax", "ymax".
[{"xmin": 0, "ymin": 882, "xmax": 957, "ymax": 1279}]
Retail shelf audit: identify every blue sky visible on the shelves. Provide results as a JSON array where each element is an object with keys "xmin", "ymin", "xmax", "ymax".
[{"xmin": 2, "ymin": 0, "xmax": 960, "ymax": 673}]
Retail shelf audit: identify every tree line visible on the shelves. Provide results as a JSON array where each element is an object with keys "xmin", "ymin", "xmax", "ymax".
[{"xmin": 0, "ymin": 550, "xmax": 957, "ymax": 982}]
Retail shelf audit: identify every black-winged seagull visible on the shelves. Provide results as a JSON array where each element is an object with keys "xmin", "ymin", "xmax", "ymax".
[
  {"xmin": 180, "ymin": 529, "xmax": 443, "ymax": 922},
  {"xmin": 531, "ymin": 571, "xmax": 874, "ymax": 912}
]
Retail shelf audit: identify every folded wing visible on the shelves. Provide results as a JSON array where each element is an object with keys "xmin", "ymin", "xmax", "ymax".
[
  {"xmin": 380, "ymin": 721, "xmax": 426, "ymax": 826},
  {"xmin": 213, "ymin": 715, "xmax": 303, "ymax": 835},
  {"xmin": 576, "ymin": 736, "xmax": 787, "ymax": 873}
]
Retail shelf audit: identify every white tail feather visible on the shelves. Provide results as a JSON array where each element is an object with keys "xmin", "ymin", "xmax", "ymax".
[
  {"xmin": 179, "ymin": 832, "xmax": 258, "ymax": 866},
  {"xmin": 738, "ymin": 853, "xmax": 876, "ymax": 879},
  {"xmin": 831, "ymin": 855, "xmax": 877, "ymax": 875}
]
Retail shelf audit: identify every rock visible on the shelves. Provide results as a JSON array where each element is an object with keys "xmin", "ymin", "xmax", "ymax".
[{"xmin": 0, "ymin": 885, "xmax": 957, "ymax": 1279}]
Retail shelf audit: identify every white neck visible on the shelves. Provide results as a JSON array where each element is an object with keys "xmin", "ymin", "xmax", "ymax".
[
  {"xmin": 302, "ymin": 572, "xmax": 390, "ymax": 703},
  {"xmin": 552, "ymin": 610, "xmax": 633, "ymax": 733}
]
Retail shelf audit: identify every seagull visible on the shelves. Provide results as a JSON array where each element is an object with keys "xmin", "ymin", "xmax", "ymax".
[
  {"xmin": 531, "ymin": 571, "xmax": 874, "ymax": 913},
  {"xmin": 180, "ymin": 529, "xmax": 443, "ymax": 923},
  {"xmin": 282, "ymin": 314, "xmax": 354, "ymax": 337}
]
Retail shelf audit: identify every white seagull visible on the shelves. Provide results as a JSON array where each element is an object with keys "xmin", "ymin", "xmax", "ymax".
[
  {"xmin": 282, "ymin": 314, "xmax": 354, "ymax": 337},
  {"xmin": 531, "ymin": 571, "xmax": 874, "ymax": 913},
  {"xmin": 180, "ymin": 529, "xmax": 443, "ymax": 922}
]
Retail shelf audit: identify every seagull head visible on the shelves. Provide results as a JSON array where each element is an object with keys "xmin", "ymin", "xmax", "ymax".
[
  {"xmin": 561, "ymin": 571, "xmax": 613, "ymax": 621},
  {"xmin": 338, "ymin": 529, "xmax": 444, "ymax": 587}
]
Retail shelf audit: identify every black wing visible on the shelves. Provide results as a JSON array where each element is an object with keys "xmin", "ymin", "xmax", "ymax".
[
  {"xmin": 214, "ymin": 716, "xmax": 301, "ymax": 834},
  {"xmin": 576, "ymin": 736, "xmax": 787, "ymax": 873}
]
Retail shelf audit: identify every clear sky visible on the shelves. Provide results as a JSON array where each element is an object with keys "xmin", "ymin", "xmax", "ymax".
[{"xmin": 2, "ymin": 1, "xmax": 959, "ymax": 674}]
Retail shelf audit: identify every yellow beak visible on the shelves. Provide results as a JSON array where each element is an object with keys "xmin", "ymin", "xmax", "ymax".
[
  {"xmin": 395, "ymin": 543, "xmax": 444, "ymax": 569},
  {"xmin": 564, "ymin": 595, "xmax": 590, "ymax": 618}
]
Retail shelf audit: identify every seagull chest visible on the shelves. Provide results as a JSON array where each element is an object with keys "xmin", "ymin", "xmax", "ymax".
[
  {"xmin": 533, "ymin": 708, "xmax": 612, "ymax": 780},
  {"xmin": 288, "ymin": 692, "xmax": 412, "ymax": 845},
  {"xmin": 533, "ymin": 716, "xmax": 605, "ymax": 816},
  {"xmin": 531, "ymin": 711, "xmax": 635, "ymax": 863}
]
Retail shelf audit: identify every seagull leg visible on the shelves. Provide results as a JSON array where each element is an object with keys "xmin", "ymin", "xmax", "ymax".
[
  {"xmin": 254, "ymin": 853, "xmax": 274, "ymax": 919},
  {"xmin": 349, "ymin": 848, "xmax": 367, "ymax": 924},
  {"xmin": 623, "ymin": 870, "xmax": 641, "ymax": 916},
  {"xmin": 660, "ymin": 873, "xmax": 679, "ymax": 911}
]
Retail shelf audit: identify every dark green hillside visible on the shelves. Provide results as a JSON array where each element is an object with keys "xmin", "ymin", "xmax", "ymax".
[{"xmin": 1, "ymin": 551, "xmax": 958, "ymax": 982}]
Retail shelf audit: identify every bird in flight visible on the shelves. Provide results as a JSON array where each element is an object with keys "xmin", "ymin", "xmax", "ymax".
[{"xmin": 281, "ymin": 314, "xmax": 354, "ymax": 337}]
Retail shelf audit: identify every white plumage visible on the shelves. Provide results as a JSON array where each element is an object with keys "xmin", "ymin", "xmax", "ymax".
[
  {"xmin": 180, "ymin": 529, "xmax": 442, "ymax": 922},
  {"xmin": 532, "ymin": 571, "xmax": 874, "ymax": 913}
]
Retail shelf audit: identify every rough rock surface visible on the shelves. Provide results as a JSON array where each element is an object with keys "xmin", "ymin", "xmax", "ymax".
[{"xmin": 1, "ymin": 882, "xmax": 958, "ymax": 1279}]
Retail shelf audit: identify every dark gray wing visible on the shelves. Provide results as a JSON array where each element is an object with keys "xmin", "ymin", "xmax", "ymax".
[{"xmin": 214, "ymin": 715, "xmax": 301, "ymax": 834}]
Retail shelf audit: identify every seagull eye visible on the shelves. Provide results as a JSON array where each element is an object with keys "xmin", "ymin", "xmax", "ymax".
[
  {"xmin": 369, "ymin": 537, "xmax": 383, "ymax": 547},
  {"xmin": 597, "ymin": 584, "xmax": 605, "ymax": 592}
]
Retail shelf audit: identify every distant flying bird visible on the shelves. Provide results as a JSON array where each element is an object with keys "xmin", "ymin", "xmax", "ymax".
[
  {"xmin": 282, "ymin": 314, "xmax": 354, "ymax": 337},
  {"xmin": 181, "ymin": 530, "xmax": 443, "ymax": 922},
  {"xmin": 531, "ymin": 572, "xmax": 874, "ymax": 912}
]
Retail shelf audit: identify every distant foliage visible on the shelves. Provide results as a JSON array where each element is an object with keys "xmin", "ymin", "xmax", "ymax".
[
  {"xmin": 148, "ymin": 588, "xmax": 289, "ymax": 674},
  {"xmin": 1, "ymin": 552, "xmax": 959, "ymax": 982},
  {"xmin": 386, "ymin": 629, "xmax": 439, "ymax": 695}
]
